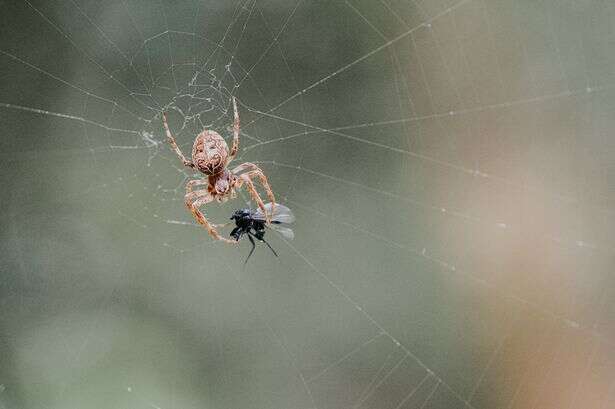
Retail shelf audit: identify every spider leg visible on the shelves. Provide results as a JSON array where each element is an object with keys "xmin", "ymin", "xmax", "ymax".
[
  {"xmin": 228, "ymin": 96, "xmax": 240, "ymax": 162},
  {"xmin": 184, "ymin": 188, "xmax": 209, "ymax": 207},
  {"xmin": 185, "ymin": 190, "xmax": 236, "ymax": 244},
  {"xmin": 232, "ymin": 162, "xmax": 276, "ymax": 219},
  {"xmin": 244, "ymin": 169, "xmax": 276, "ymax": 207},
  {"xmin": 244, "ymin": 234, "xmax": 256, "ymax": 265},
  {"xmin": 236, "ymin": 174, "xmax": 270, "ymax": 224},
  {"xmin": 185, "ymin": 180, "xmax": 227, "ymax": 228},
  {"xmin": 162, "ymin": 112, "xmax": 194, "ymax": 168},
  {"xmin": 186, "ymin": 178, "xmax": 208, "ymax": 194}
]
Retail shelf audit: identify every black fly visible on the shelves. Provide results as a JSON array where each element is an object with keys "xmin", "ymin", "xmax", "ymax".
[{"xmin": 230, "ymin": 202, "xmax": 295, "ymax": 264}]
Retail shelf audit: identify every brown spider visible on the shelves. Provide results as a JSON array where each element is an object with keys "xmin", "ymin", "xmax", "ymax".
[{"xmin": 162, "ymin": 97, "xmax": 276, "ymax": 244}]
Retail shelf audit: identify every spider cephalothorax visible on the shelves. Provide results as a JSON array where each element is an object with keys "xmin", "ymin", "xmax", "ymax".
[{"xmin": 162, "ymin": 97, "xmax": 276, "ymax": 243}]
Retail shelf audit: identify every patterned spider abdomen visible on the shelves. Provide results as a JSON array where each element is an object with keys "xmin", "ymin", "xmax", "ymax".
[{"xmin": 192, "ymin": 130, "xmax": 229, "ymax": 175}]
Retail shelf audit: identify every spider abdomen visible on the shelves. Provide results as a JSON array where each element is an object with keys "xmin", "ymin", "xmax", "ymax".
[{"xmin": 192, "ymin": 130, "xmax": 229, "ymax": 175}]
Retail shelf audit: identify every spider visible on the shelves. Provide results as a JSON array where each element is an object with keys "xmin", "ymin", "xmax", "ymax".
[{"xmin": 162, "ymin": 97, "xmax": 276, "ymax": 244}]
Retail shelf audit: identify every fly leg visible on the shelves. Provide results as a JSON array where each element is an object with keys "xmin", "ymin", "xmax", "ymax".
[{"xmin": 244, "ymin": 234, "xmax": 257, "ymax": 265}]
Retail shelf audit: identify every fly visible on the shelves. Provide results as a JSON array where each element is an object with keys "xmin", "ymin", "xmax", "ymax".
[{"xmin": 229, "ymin": 202, "xmax": 295, "ymax": 264}]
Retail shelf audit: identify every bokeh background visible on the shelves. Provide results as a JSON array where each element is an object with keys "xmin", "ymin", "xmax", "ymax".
[{"xmin": 1, "ymin": 0, "xmax": 615, "ymax": 408}]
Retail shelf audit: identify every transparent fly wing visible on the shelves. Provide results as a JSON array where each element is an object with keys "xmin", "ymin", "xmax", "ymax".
[
  {"xmin": 270, "ymin": 224, "xmax": 294, "ymax": 240},
  {"xmin": 253, "ymin": 203, "xmax": 295, "ymax": 224}
]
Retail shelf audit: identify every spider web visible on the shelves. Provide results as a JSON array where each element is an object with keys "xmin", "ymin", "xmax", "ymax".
[{"xmin": 1, "ymin": 0, "xmax": 615, "ymax": 408}]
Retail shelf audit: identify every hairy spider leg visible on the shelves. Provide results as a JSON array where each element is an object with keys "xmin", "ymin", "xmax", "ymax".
[
  {"xmin": 232, "ymin": 162, "xmax": 276, "ymax": 220},
  {"xmin": 236, "ymin": 174, "xmax": 270, "ymax": 224},
  {"xmin": 184, "ymin": 188, "xmax": 209, "ymax": 207},
  {"xmin": 244, "ymin": 169, "xmax": 276, "ymax": 205},
  {"xmin": 186, "ymin": 178, "xmax": 208, "ymax": 193},
  {"xmin": 162, "ymin": 112, "xmax": 194, "ymax": 168},
  {"xmin": 229, "ymin": 96, "xmax": 240, "ymax": 161},
  {"xmin": 186, "ymin": 193, "xmax": 236, "ymax": 244}
]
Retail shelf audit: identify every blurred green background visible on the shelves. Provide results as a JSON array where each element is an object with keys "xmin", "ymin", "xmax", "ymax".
[{"xmin": 1, "ymin": 1, "xmax": 615, "ymax": 408}]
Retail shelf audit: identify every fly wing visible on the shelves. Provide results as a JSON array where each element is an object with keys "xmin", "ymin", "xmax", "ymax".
[
  {"xmin": 253, "ymin": 203, "xmax": 295, "ymax": 224},
  {"xmin": 270, "ymin": 224, "xmax": 294, "ymax": 240}
]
